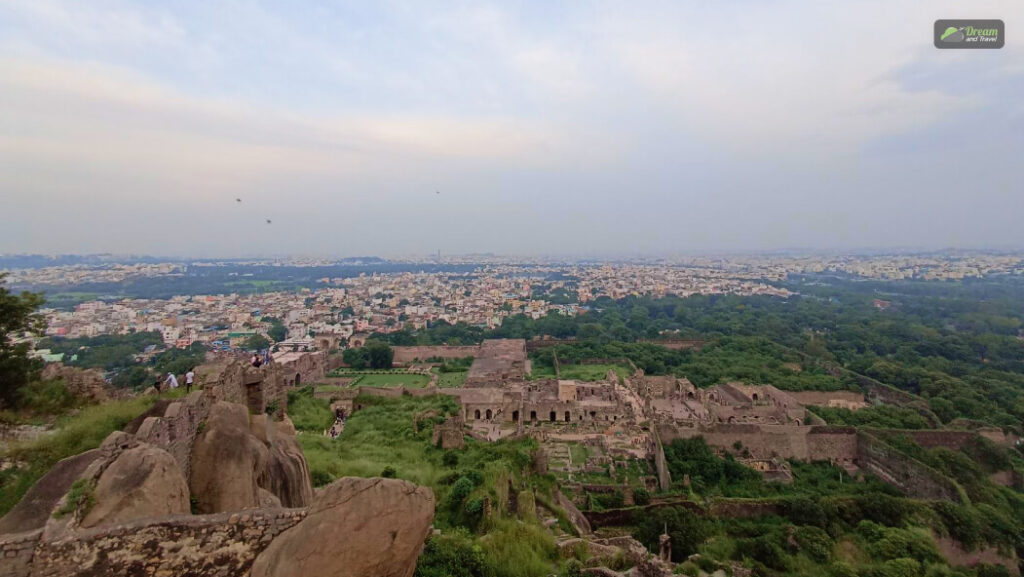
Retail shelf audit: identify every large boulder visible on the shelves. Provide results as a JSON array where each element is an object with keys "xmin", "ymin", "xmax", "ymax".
[
  {"xmin": 251, "ymin": 477, "xmax": 435, "ymax": 577},
  {"xmin": 189, "ymin": 401, "xmax": 268, "ymax": 513},
  {"xmin": 81, "ymin": 444, "xmax": 190, "ymax": 528},
  {"xmin": 258, "ymin": 432, "xmax": 314, "ymax": 508}
]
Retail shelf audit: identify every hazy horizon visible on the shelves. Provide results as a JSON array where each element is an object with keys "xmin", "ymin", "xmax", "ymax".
[{"xmin": 2, "ymin": 1, "xmax": 1022, "ymax": 257}]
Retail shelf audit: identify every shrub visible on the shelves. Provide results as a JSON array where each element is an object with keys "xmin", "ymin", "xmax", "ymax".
[
  {"xmin": 974, "ymin": 564, "xmax": 1011, "ymax": 577},
  {"xmin": 53, "ymin": 478, "xmax": 96, "ymax": 519},
  {"xmin": 794, "ymin": 525, "xmax": 833, "ymax": 563},
  {"xmin": 310, "ymin": 470, "xmax": 334, "ymax": 487},
  {"xmin": 443, "ymin": 451, "xmax": 460, "ymax": 468},
  {"xmin": 868, "ymin": 527, "xmax": 942, "ymax": 563},
  {"xmin": 480, "ymin": 519, "xmax": 558, "ymax": 577},
  {"xmin": 381, "ymin": 466, "xmax": 397, "ymax": 478},
  {"xmin": 787, "ymin": 496, "xmax": 827, "ymax": 528},
  {"xmin": 827, "ymin": 561, "xmax": 858, "ymax": 577},
  {"xmin": 882, "ymin": 558, "xmax": 922, "ymax": 577},
  {"xmin": 633, "ymin": 506, "xmax": 710, "ymax": 562},
  {"xmin": 449, "ymin": 477, "xmax": 475, "ymax": 506},
  {"xmin": 415, "ymin": 530, "xmax": 486, "ymax": 577},
  {"xmin": 632, "ymin": 487, "xmax": 651, "ymax": 506},
  {"xmin": 738, "ymin": 534, "xmax": 788, "ymax": 571}
]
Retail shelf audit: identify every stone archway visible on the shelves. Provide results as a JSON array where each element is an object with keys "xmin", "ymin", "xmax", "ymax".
[
  {"xmin": 485, "ymin": 409, "xmax": 493, "ymax": 420},
  {"xmin": 474, "ymin": 409, "xmax": 481, "ymax": 420}
]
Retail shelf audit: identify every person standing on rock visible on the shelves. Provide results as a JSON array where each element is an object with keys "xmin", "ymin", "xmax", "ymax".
[
  {"xmin": 185, "ymin": 368, "xmax": 195, "ymax": 393},
  {"xmin": 164, "ymin": 372, "xmax": 179, "ymax": 390}
]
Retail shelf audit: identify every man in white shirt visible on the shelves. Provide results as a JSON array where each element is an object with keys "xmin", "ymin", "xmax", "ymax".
[
  {"xmin": 185, "ymin": 369, "xmax": 195, "ymax": 393},
  {"xmin": 164, "ymin": 372, "xmax": 179, "ymax": 390}
]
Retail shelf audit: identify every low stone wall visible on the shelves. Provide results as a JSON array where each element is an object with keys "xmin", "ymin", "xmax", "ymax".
[
  {"xmin": 707, "ymin": 500, "xmax": 785, "ymax": 519},
  {"xmin": 23, "ymin": 508, "xmax": 305, "ymax": 577},
  {"xmin": 392, "ymin": 346, "xmax": 480, "ymax": 365},
  {"xmin": 0, "ymin": 530, "xmax": 42, "ymax": 577}
]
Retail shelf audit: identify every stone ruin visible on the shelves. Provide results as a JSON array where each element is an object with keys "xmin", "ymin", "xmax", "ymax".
[{"xmin": 0, "ymin": 354, "xmax": 435, "ymax": 577}]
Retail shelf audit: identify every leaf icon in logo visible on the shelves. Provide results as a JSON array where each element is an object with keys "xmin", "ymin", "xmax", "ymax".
[{"xmin": 941, "ymin": 26, "xmax": 965, "ymax": 42}]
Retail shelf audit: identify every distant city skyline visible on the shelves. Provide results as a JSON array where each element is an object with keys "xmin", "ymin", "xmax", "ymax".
[{"xmin": 1, "ymin": 1, "xmax": 1022, "ymax": 257}]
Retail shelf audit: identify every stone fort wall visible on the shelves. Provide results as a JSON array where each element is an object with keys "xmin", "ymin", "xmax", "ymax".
[
  {"xmin": 658, "ymin": 423, "xmax": 970, "ymax": 502},
  {"xmin": 0, "ymin": 509, "xmax": 306, "ymax": 577},
  {"xmin": 392, "ymin": 346, "xmax": 480, "ymax": 365}
]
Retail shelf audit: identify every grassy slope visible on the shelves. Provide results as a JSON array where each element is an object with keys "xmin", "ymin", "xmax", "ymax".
[{"xmin": 0, "ymin": 394, "xmax": 159, "ymax": 516}]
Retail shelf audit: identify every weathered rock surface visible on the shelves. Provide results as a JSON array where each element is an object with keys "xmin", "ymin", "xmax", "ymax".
[
  {"xmin": 250, "ymin": 477, "xmax": 435, "ymax": 577},
  {"xmin": 189, "ymin": 401, "xmax": 268, "ymax": 513},
  {"xmin": 80, "ymin": 443, "xmax": 190, "ymax": 528},
  {"xmin": 0, "ymin": 450, "xmax": 99, "ymax": 534},
  {"xmin": 259, "ymin": 432, "xmax": 314, "ymax": 508}
]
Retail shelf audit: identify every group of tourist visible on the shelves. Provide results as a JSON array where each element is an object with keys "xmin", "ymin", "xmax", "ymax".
[
  {"xmin": 250, "ymin": 349, "xmax": 272, "ymax": 368},
  {"xmin": 151, "ymin": 368, "xmax": 196, "ymax": 394}
]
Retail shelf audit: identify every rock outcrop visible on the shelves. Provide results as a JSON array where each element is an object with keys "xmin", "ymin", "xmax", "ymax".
[
  {"xmin": 189, "ymin": 401, "xmax": 269, "ymax": 514},
  {"xmin": 250, "ymin": 477, "xmax": 435, "ymax": 577},
  {"xmin": 40, "ymin": 364, "xmax": 116, "ymax": 403},
  {"xmin": 0, "ymin": 450, "xmax": 99, "ymax": 534},
  {"xmin": 80, "ymin": 443, "xmax": 190, "ymax": 528},
  {"xmin": 190, "ymin": 401, "xmax": 314, "ymax": 513}
]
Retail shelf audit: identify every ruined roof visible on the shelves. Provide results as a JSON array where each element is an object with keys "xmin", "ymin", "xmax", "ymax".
[{"xmin": 465, "ymin": 339, "xmax": 527, "ymax": 385}]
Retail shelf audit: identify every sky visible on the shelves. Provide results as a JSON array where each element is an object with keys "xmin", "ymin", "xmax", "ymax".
[{"xmin": 0, "ymin": 1, "xmax": 1022, "ymax": 258}]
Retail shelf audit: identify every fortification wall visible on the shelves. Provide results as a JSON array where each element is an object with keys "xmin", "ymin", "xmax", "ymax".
[
  {"xmin": 790, "ymin": 391, "xmax": 867, "ymax": 409},
  {"xmin": 856, "ymin": 432, "xmax": 964, "ymax": 502},
  {"xmin": 133, "ymin": 391, "xmax": 211, "ymax": 481},
  {"xmin": 659, "ymin": 423, "xmax": 815, "ymax": 460},
  {"xmin": 392, "ymin": 346, "xmax": 479, "ymax": 364},
  {"xmin": 11, "ymin": 508, "xmax": 305, "ymax": 577},
  {"xmin": 806, "ymin": 427, "xmax": 859, "ymax": 462},
  {"xmin": 873, "ymin": 429, "xmax": 981, "ymax": 451}
]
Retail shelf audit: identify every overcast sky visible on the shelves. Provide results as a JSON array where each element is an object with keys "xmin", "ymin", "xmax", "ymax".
[{"xmin": 1, "ymin": 1, "xmax": 1021, "ymax": 258}]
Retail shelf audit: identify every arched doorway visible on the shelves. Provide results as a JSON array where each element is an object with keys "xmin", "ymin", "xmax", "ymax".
[
  {"xmin": 474, "ymin": 409, "xmax": 481, "ymax": 420},
  {"xmin": 485, "ymin": 409, "xmax": 492, "ymax": 420},
  {"xmin": 512, "ymin": 410, "xmax": 519, "ymax": 422},
  {"xmin": 549, "ymin": 411, "xmax": 556, "ymax": 422},
  {"xmin": 530, "ymin": 410, "xmax": 537, "ymax": 421},
  {"xmin": 564, "ymin": 411, "xmax": 571, "ymax": 422},
  {"xmin": 294, "ymin": 373, "xmax": 301, "ymax": 386}
]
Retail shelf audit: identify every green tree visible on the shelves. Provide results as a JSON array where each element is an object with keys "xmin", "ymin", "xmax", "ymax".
[
  {"xmin": 343, "ymin": 347, "xmax": 368, "ymax": 369},
  {"xmin": 266, "ymin": 320, "xmax": 287, "ymax": 342},
  {"xmin": 364, "ymin": 340, "xmax": 394, "ymax": 369},
  {"xmin": 0, "ymin": 274, "xmax": 46, "ymax": 407},
  {"xmin": 632, "ymin": 506, "xmax": 709, "ymax": 562},
  {"xmin": 244, "ymin": 334, "xmax": 271, "ymax": 350}
]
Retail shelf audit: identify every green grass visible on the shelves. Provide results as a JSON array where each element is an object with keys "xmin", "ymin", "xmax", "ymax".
[
  {"xmin": 568, "ymin": 443, "xmax": 589, "ymax": 465},
  {"xmin": 528, "ymin": 364, "xmax": 558, "ymax": 380},
  {"xmin": 288, "ymin": 387, "xmax": 335, "ymax": 432},
  {"xmin": 352, "ymin": 373, "xmax": 430, "ymax": 388},
  {"xmin": 434, "ymin": 369, "xmax": 468, "ymax": 388},
  {"xmin": 556, "ymin": 364, "xmax": 630, "ymax": 382},
  {"xmin": 0, "ymin": 394, "xmax": 158, "ymax": 516},
  {"xmin": 297, "ymin": 394, "xmax": 461, "ymax": 488}
]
